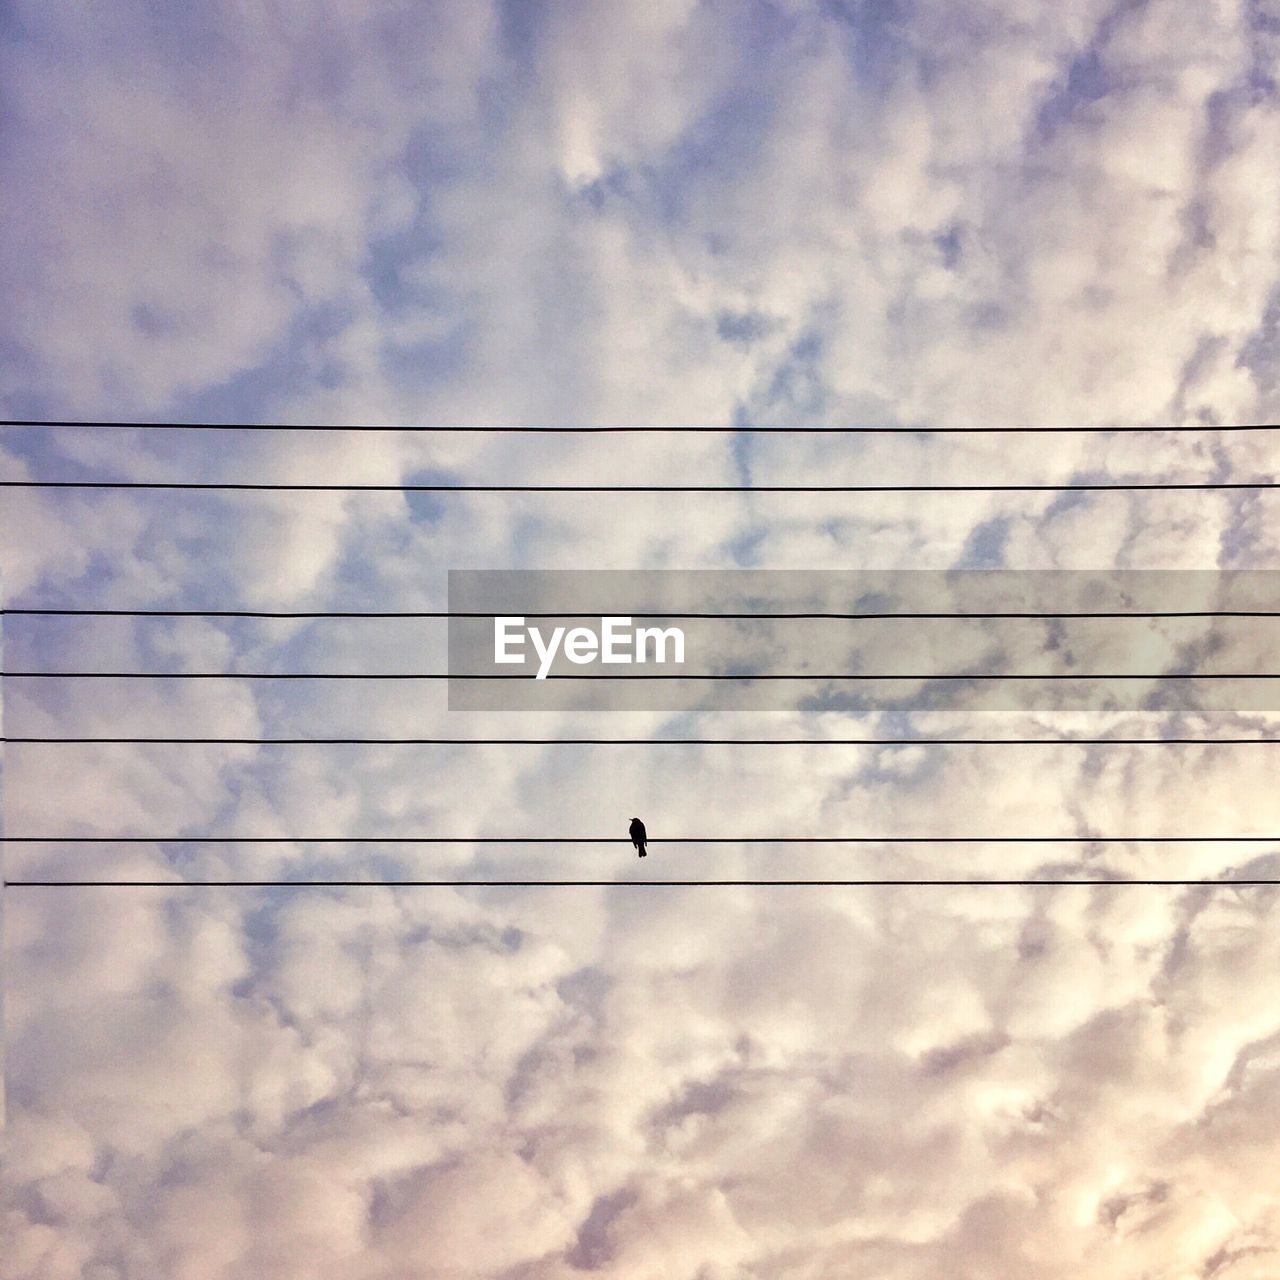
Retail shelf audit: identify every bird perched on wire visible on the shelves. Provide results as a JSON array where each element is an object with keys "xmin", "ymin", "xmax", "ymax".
[{"xmin": 629, "ymin": 817, "xmax": 648, "ymax": 858}]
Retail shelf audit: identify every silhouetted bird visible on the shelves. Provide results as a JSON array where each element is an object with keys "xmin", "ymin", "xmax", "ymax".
[{"xmin": 629, "ymin": 817, "xmax": 648, "ymax": 858}]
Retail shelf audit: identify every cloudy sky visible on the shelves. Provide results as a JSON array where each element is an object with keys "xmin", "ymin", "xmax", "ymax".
[{"xmin": 5, "ymin": 1, "xmax": 1280, "ymax": 1276}]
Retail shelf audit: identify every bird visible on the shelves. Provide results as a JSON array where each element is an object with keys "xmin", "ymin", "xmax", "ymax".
[{"xmin": 629, "ymin": 817, "xmax": 648, "ymax": 858}]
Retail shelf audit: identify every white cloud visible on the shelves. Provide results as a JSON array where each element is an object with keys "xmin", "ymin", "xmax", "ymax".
[{"xmin": 5, "ymin": 0, "xmax": 1280, "ymax": 1276}]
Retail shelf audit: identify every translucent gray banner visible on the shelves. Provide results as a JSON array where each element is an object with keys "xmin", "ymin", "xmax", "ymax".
[{"xmin": 447, "ymin": 570, "xmax": 1280, "ymax": 711}]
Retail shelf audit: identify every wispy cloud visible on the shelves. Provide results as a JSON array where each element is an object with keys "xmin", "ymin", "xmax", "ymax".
[{"xmin": 4, "ymin": 0, "xmax": 1280, "ymax": 1275}]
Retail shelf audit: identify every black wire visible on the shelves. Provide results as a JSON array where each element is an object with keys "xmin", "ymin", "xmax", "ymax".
[
  {"xmin": 7, "ymin": 879, "xmax": 1280, "ymax": 888},
  {"xmin": 5, "ymin": 835, "xmax": 1278, "ymax": 843},
  {"xmin": 5, "ymin": 609, "xmax": 1280, "ymax": 619},
  {"xmin": 4, "ymin": 419, "xmax": 1278, "ymax": 433},
  {"xmin": 5, "ymin": 736, "xmax": 1277, "ymax": 745},
  {"xmin": 2, "ymin": 480, "xmax": 1278, "ymax": 492},
  {"xmin": 5, "ymin": 671, "xmax": 1279, "ymax": 680}
]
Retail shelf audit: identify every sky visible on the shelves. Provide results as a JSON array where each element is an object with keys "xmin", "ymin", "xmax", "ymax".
[{"xmin": 4, "ymin": 0, "xmax": 1280, "ymax": 1276}]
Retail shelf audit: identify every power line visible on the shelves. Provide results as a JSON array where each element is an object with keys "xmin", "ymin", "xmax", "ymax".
[
  {"xmin": 5, "ymin": 671, "xmax": 1279, "ymax": 680},
  {"xmin": 7, "ymin": 879, "xmax": 1280, "ymax": 888},
  {"xmin": 4, "ymin": 419, "xmax": 1278, "ymax": 434},
  {"xmin": 2, "ymin": 480, "xmax": 1278, "ymax": 492},
  {"xmin": 7, "ymin": 736, "xmax": 1278, "ymax": 746},
  {"xmin": 6, "ymin": 835, "xmax": 1278, "ymax": 844},
  {"xmin": 6, "ymin": 608, "xmax": 1280, "ymax": 619}
]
